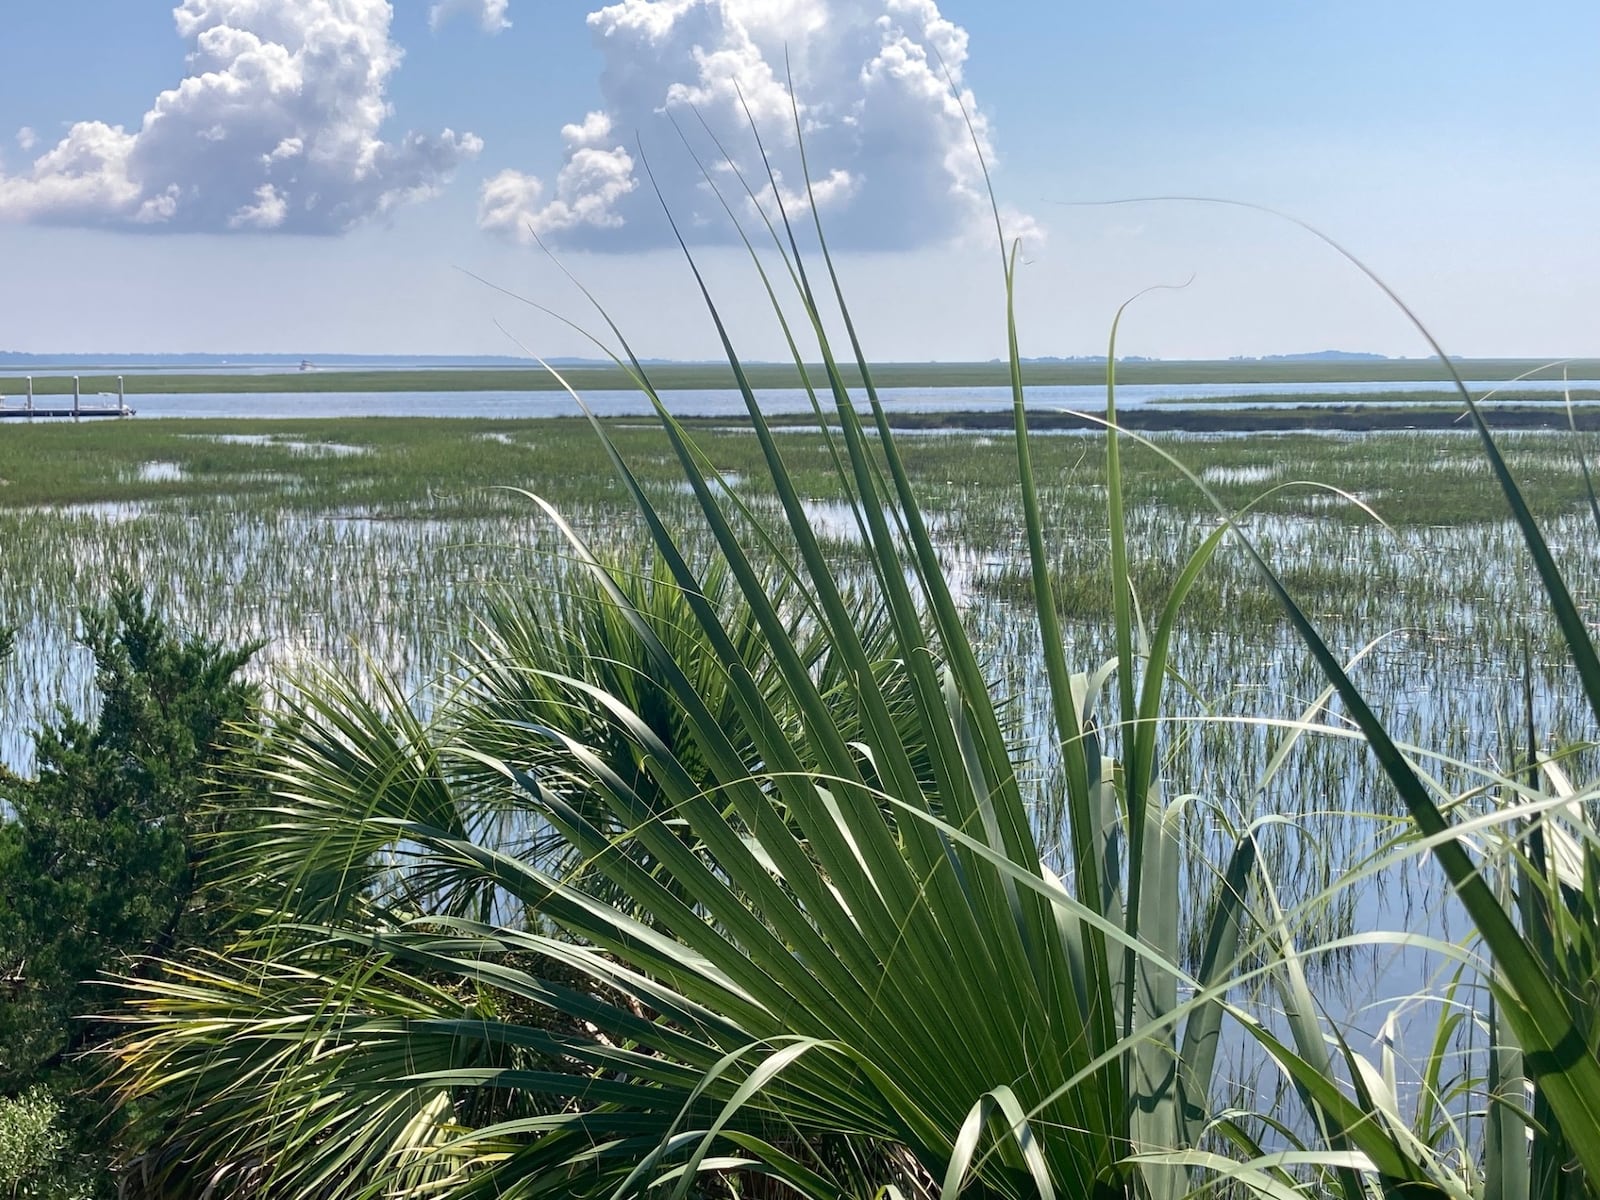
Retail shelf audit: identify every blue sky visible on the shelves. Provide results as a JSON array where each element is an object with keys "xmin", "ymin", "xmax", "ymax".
[{"xmin": 1, "ymin": 1, "xmax": 1596, "ymax": 361}]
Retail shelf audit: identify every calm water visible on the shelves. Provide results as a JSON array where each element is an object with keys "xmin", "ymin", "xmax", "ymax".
[{"xmin": 2, "ymin": 378, "xmax": 1595, "ymax": 420}]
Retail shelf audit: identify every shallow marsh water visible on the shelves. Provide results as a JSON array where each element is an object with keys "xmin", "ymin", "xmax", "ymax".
[{"xmin": 2, "ymin": 415, "xmax": 1597, "ymax": 1146}]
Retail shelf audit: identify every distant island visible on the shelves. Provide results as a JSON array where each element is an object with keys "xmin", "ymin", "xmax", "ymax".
[{"xmin": 1239, "ymin": 350, "xmax": 1392, "ymax": 362}]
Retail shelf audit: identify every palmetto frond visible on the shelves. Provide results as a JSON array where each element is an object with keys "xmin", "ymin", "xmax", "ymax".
[{"xmin": 106, "ymin": 111, "xmax": 1270, "ymax": 1200}]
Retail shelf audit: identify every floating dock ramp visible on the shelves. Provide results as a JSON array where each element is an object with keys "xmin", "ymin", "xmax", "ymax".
[{"xmin": 0, "ymin": 376, "xmax": 136, "ymax": 419}]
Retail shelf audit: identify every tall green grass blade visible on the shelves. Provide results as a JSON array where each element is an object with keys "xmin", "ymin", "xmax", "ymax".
[
  {"xmin": 1486, "ymin": 994, "xmax": 1531, "ymax": 1200},
  {"xmin": 1177, "ymin": 831, "xmax": 1259, "ymax": 1132},
  {"xmin": 1564, "ymin": 372, "xmax": 1600, "ymax": 541},
  {"xmin": 943, "ymin": 1087, "xmax": 1060, "ymax": 1200},
  {"xmin": 1239, "ymin": 498, "xmax": 1600, "ymax": 1183}
]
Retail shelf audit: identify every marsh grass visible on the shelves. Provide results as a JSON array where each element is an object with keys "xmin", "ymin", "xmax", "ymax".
[
  {"xmin": 5, "ymin": 418, "xmax": 1600, "ymax": 518},
  {"xmin": 5, "ymin": 420, "xmax": 1599, "ymax": 803}
]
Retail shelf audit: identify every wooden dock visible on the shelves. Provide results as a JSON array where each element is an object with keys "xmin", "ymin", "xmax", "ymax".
[
  {"xmin": 0, "ymin": 375, "xmax": 135, "ymax": 419},
  {"xmin": 1, "ymin": 407, "xmax": 133, "ymax": 419}
]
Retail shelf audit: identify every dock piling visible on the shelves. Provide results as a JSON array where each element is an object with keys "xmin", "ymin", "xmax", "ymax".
[{"xmin": 73, "ymin": 376, "xmax": 80, "ymax": 422}]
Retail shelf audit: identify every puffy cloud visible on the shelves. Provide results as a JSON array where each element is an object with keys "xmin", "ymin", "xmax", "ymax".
[
  {"xmin": 15, "ymin": 128, "xmax": 36, "ymax": 152},
  {"xmin": 429, "ymin": 0, "xmax": 512, "ymax": 34},
  {"xmin": 561, "ymin": 110, "xmax": 615, "ymax": 148},
  {"xmin": 228, "ymin": 183, "xmax": 289, "ymax": 229},
  {"xmin": 479, "ymin": 0, "xmax": 1036, "ymax": 252},
  {"xmin": 0, "ymin": 1, "xmax": 482, "ymax": 234},
  {"xmin": 478, "ymin": 168, "xmax": 546, "ymax": 239},
  {"xmin": 478, "ymin": 111, "xmax": 638, "ymax": 241}
]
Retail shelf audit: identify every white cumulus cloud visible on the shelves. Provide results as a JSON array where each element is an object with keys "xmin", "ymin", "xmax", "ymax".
[
  {"xmin": 15, "ymin": 128, "xmax": 36, "ymax": 152},
  {"xmin": 0, "ymin": 0, "xmax": 482, "ymax": 234},
  {"xmin": 478, "ymin": 0, "xmax": 1037, "ymax": 252},
  {"xmin": 478, "ymin": 110, "xmax": 639, "ymax": 242},
  {"xmin": 429, "ymin": 0, "xmax": 512, "ymax": 34}
]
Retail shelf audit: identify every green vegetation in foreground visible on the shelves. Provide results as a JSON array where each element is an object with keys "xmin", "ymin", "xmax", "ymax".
[
  {"xmin": 5, "ymin": 253, "xmax": 1600, "ymax": 1200},
  {"xmin": 5, "ymin": 426, "xmax": 1600, "ymax": 1193},
  {"xmin": 8, "ymin": 355, "xmax": 1600, "ymax": 395},
  {"xmin": 14, "ymin": 162, "xmax": 1587, "ymax": 1200},
  {"xmin": 0, "ymin": 1086, "xmax": 102, "ymax": 1200},
  {"xmin": 83, "ymin": 304, "xmax": 1600, "ymax": 1197},
  {"xmin": 0, "ymin": 589, "xmax": 260, "ymax": 1198}
]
